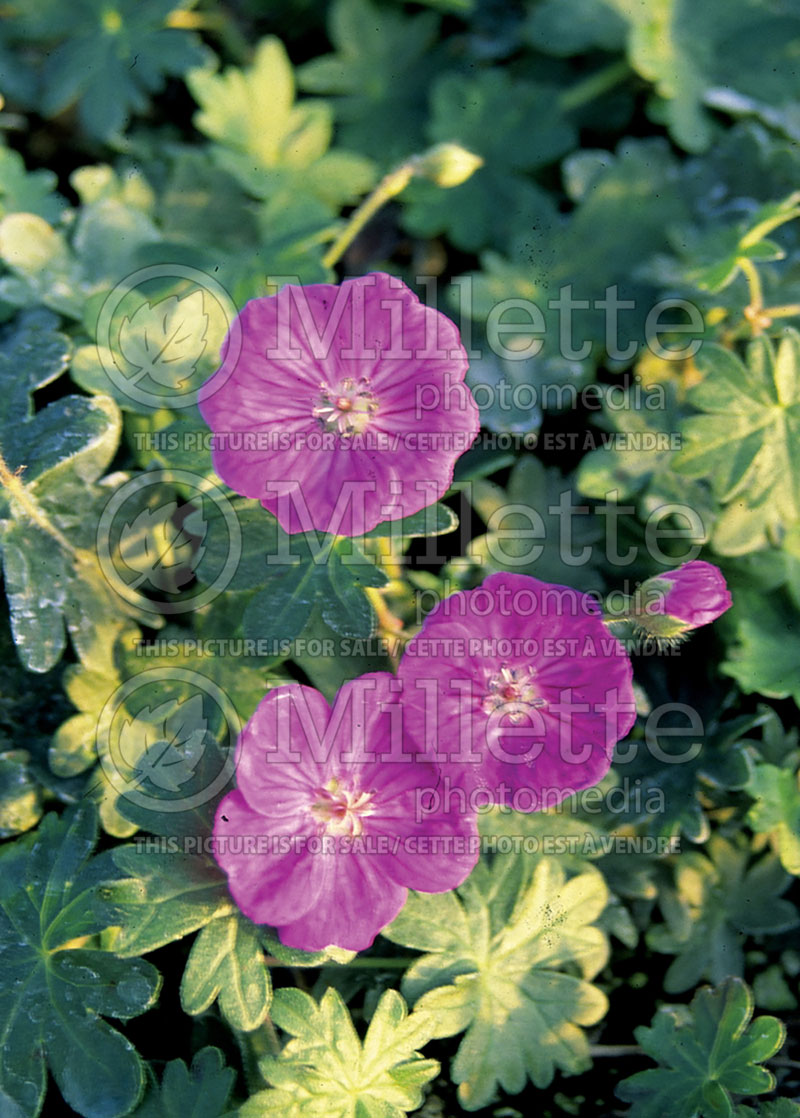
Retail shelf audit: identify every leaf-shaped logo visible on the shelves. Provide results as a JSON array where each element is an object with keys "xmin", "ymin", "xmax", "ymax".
[
  {"xmin": 118, "ymin": 499, "xmax": 207, "ymax": 592},
  {"xmin": 117, "ymin": 290, "xmax": 209, "ymax": 390},
  {"xmin": 117, "ymin": 694, "xmax": 208, "ymax": 791},
  {"xmin": 133, "ymin": 738, "xmax": 204, "ymax": 792}
]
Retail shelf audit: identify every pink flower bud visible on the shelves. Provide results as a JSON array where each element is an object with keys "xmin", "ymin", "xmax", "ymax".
[{"xmin": 641, "ymin": 560, "xmax": 732, "ymax": 631}]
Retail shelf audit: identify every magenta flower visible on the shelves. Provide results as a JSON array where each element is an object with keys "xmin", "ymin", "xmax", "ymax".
[
  {"xmin": 397, "ymin": 572, "xmax": 636, "ymax": 812},
  {"xmin": 641, "ymin": 560, "xmax": 732, "ymax": 630},
  {"xmin": 198, "ymin": 272, "xmax": 479, "ymax": 537},
  {"xmin": 213, "ymin": 674, "xmax": 478, "ymax": 952}
]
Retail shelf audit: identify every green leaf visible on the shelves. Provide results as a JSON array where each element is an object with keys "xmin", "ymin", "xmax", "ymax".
[
  {"xmin": 0, "ymin": 587, "xmax": 109, "ymax": 807},
  {"xmin": 751, "ymin": 1102, "xmax": 800, "ymax": 1118},
  {"xmin": 457, "ymin": 342, "xmax": 547, "ymax": 435},
  {"xmin": 1, "ymin": 511, "xmax": 148, "ymax": 674},
  {"xmin": 71, "ymin": 194, "xmax": 161, "ymax": 289},
  {"xmin": 289, "ymin": 607, "xmax": 392, "ymax": 702},
  {"xmin": 115, "ymin": 495, "xmax": 203, "ymax": 598},
  {"xmin": 746, "ymin": 763, "xmax": 800, "ymax": 875},
  {"xmin": 361, "ymin": 502, "xmax": 458, "ymax": 539},
  {"xmin": 131, "ymin": 1047, "xmax": 235, "ymax": 1118},
  {"xmin": 100, "ymin": 728, "xmax": 237, "ymax": 952},
  {"xmin": 118, "ymin": 622, "xmax": 284, "ymax": 729},
  {"xmin": 575, "ymin": 381, "xmax": 684, "ymax": 502},
  {"xmin": 180, "ymin": 914, "xmax": 272, "ymax": 1032},
  {"xmin": 452, "ymin": 447, "xmax": 517, "ymax": 483},
  {"xmin": 0, "ymin": 803, "xmax": 160, "ymax": 1118},
  {"xmin": 50, "ymin": 713, "xmax": 99, "ymax": 778},
  {"xmin": 0, "ymin": 212, "xmax": 86, "ymax": 317},
  {"xmin": 455, "ymin": 138, "xmax": 689, "ymax": 365},
  {"xmin": 721, "ymin": 588, "xmax": 800, "ymax": 705},
  {"xmin": 617, "ymin": 978, "xmax": 786, "ymax": 1117},
  {"xmin": 244, "ymin": 561, "xmax": 326, "ymax": 646},
  {"xmin": 158, "ymin": 149, "xmax": 261, "ymax": 252},
  {"xmin": 401, "ymin": 70, "xmax": 576, "ymax": 251},
  {"xmin": 187, "ymin": 36, "xmax": 375, "ymax": 212},
  {"xmin": 189, "ymin": 37, "xmax": 311, "ymax": 171},
  {"xmin": 253, "ymin": 192, "xmax": 337, "ymax": 285},
  {"xmin": 0, "ymin": 145, "xmax": 65, "ymax": 223},
  {"xmin": 321, "ymin": 545, "xmax": 379, "ymax": 639},
  {"xmin": 117, "ymin": 291, "xmax": 209, "ymax": 394},
  {"xmin": 74, "ymin": 277, "xmax": 227, "ymax": 416},
  {"xmin": 0, "ymin": 37, "xmax": 37, "ymax": 107},
  {"xmin": 524, "ymin": 0, "xmax": 627, "ymax": 55},
  {"xmin": 259, "ymin": 927, "xmax": 355, "ymax": 968},
  {"xmin": 752, "ymin": 963, "xmax": 798, "ymax": 1013},
  {"xmin": 465, "ymin": 457, "xmax": 605, "ymax": 592},
  {"xmin": 47, "ymin": 611, "xmax": 143, "ymax": 832},
  {"xmin": 297, "ymin": 0, "xmax": 441, "ymax": 163},
  {"xmin": 0, "ymin": 312, "xmax": 122, "ymax": 670},
  {"xmin": 243, "ymin": 539, "xmax": 384, "ymax": 645},
  {"xmin": 193, "ymin": 500, "xmax": 293, "ymax": 592},
  {"xmin": 687, "ymin": 193, "xmax": 800, "ymax": 293},
  {"xmin": 106, "ymin": 843, "xmax": 233, "ymax": 957},
  {"xmin": 38, "ymin": 0, "xmax": 208, "ymax": 140},
  {"xmin": 0, "ymin": 189, "xmax": 160, "ymax": 319},
  {"xmin": 0, "ymin": 309, "xmax": 117, "ymax": 481},
  {"xmin": 242, "ymin": 987, "xmax": 438, "ymax": 1118},
  {"xmin": 0, "ymin": 520, "xmax": 70, "ymax": 672},
  {"xmin": 70, "ymin": 164, "xmax": 156, "ymax": 212},
  {"xmin": 588, "ymin": 709, "xmax": 759, "ymax": 846},
  {"xmin": 674, "ymin": 330, "xmax": 800, "ymax": 550},
  {"xmin": 383, "ymin": 856, "xmax": 610, "ymax": 1110},
  {"xmin": 0, "ymin": 749, "xmax": 42, "ymax": 837},
  {"xmin": 646, "ymin": 836, "xmax": 799, "ymax": 993},
  {"xmin": 607, "ymin": 0, "xmax": 800, "ymax": 152}
]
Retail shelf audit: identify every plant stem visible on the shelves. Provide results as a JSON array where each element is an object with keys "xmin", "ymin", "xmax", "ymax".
[
  {"xmin": 238, "ymin": 1018, "xmax": 281, "ymax": 1093},
  {"xmin": 249, "ymin": 1016, "xmax": 281, "ymax": 1059},
  {"xmin": 322, "ymin": 160, "xmax": 416, "ymax": 270},
  {"xmin": 588, "ymin": 1044, "xmax": 800, "ymax": 1067},
  {"xmin": 738, "ymin": 256, "xmax": 771, "ymax": 335},
  {"xmin": 235, "ymin": 1029, "xmax": 266, "ymax": 1094},
  {"xmin": 364, "ymin": 586, "xmax": 406, "ymax": 669},
  {"xmin": 290, "ymin": 966, "xmax": 310, "ymax": 992},
  {"xmin": 0, "ymin": 446, "xmax": 79, "ymax": 558},
  {"xmin": 559, "ymin": 60, "xmax": 631, "ymax": 113},
  {"xmin": 589, "ymin": 1044, "xmax": 643, "ymax": 1058},
  {"xmin": 292, "ymin": 223, "xmax": 344, "ymax": 257},
  {"xmin": 762, "ymin": 303, "xmax": 800, "ymax": 319},
  {"xmin": 262, "ymin": 1015, "xmax": 282, "ymax": 1057}
]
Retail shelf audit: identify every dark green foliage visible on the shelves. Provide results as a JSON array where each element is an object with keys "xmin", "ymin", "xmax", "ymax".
[{"xmin": 0, "ymin": 1, "xmax": 799, "ymax": 1114}]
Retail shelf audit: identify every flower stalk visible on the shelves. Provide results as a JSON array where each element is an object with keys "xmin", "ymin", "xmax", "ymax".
[{"xmin": 322, "ymin": 143, "xmax": 483, "ymax": 269}]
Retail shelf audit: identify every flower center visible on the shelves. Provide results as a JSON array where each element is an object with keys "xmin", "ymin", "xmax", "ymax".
[
  {"xmin": 482, "ymin": 664, "xmax": 545, "ymax": 724},
  {"xmin": 313, "ymin": 378, "xmax": 378, "ymax": 437},
  {"xmin": 310, "ymin": 777, "xmax": 376, "ymax": 836}
]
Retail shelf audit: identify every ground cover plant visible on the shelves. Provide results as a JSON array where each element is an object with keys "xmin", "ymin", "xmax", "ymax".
[{"xmin": 0, "ymin": 0, "xmax": 799, "ymax": 1114}]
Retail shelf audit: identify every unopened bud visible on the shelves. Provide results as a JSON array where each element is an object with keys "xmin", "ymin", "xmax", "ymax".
[
  {"xmin": 413, "ymin": 143, "xmax": 484, "ymax": 188},
  {"xmin": 631, "ymin": 560, "xmax": 732, "ymax": 638}
]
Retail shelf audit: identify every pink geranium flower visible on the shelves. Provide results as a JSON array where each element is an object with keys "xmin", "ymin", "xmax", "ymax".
[
  {"xmin": 198, "ymin": 273, "xmax": 479, "ymax": 536},
  {"xmin": 213, "ymin": 674, "xmax": 478, "ymax": 952},
  {"xmin": 641, "ymin": 560, "xmax": 732, "ymax": 630},
  {"xmin": 397, "ymin": 572, "xmax": 636, "ymax": 812}
]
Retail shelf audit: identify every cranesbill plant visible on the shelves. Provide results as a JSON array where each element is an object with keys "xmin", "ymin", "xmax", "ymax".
[{"xmin": 3, "ymin": 4, "xmax": 799, "ymax": 1109}]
